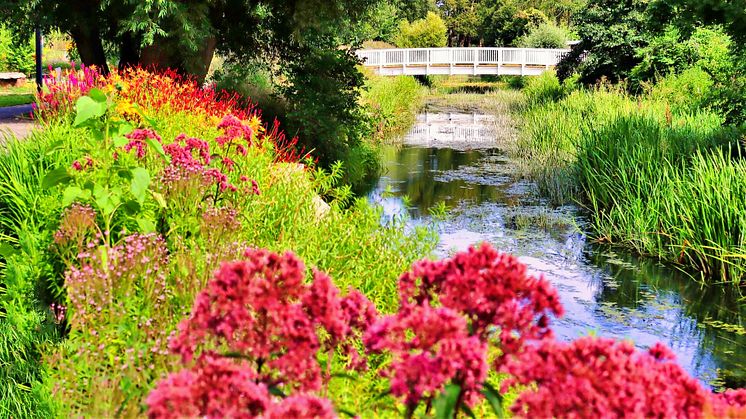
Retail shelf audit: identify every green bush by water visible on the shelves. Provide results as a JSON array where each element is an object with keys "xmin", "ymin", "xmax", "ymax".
[
  {"xmin": 361, "ymin": 70, "xmax": 425, "ymax": 140},
  {"xmin": 518, "ymin": 76, "xmax": 746, "ymax": 284}
]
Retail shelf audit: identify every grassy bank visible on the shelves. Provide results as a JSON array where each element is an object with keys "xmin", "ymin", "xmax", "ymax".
[
  {"xmin": 517, "ymin": 73, "xmax": 746, "ymax": 285},
  {"xmin": 360, "ymin": 69, "xmax": 426, "ymax": 141},
  {"xmin": 0, "ymin": 68, "xmax": 436, "ymax": 417}
]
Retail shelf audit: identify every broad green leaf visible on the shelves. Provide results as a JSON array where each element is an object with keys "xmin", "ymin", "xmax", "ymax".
[
  {"xmin": 116, "ymin": 122, "xmax": 134, "ymax": 137},
  {"xmin": 42, "ymin": 167, "xmax": 72, "ymax": 189},
  {"xmin": 0, "ymin": 242, "xmax": 17, "ymax": 258},
  {"xmin": 122, "ymin": 200, "xmax": 141, "ymax": 215},
  {"xmin": 130, "ymin": 167, "xmax": 150, "ymax": 204},
  {"xmin": 73, "ymin": 96, "xmax": 106, "ymax": 127},
  {"xmin": 434, "ymin": 383, "xmax": 461, "ymax": 419},
  {"xmin": 136, "ymin": 217, "xmax": 156, "ymax": 233},
  {"xmin": 94, "ymin": 185, "xmax": 116, "ymax": 215},
  {"xmin": 88, "ymin": 88, "xmax": 107, "ymax": 103},
  {"xmin": 145, "ymin": 137, "xmax": 168, "ymax": 161},
  {"xmin": 481, "ymin": 382, "xmax": 505, "ymax": 419},
  {"xmin": 113, "ymin": 136, "xmax": 130, "ymax": 147},
  {"xmin": 62, "ymin": 186, "xmax": 83, "ymax": 206}
]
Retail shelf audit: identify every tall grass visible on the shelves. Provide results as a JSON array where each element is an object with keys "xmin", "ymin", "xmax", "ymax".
[
  {"xmin": 518, "ymin": 78, "xmax": 746, "ymax": 285},
  {"xmin": 361, "ymin": 69, "xmax": 425, "ymax": 140}
]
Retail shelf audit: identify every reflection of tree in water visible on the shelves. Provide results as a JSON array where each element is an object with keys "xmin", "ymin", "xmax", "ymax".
[
  {"xmin": 587, "ymin": 249, "xmax": 746, "ymax": 389},
  {"xmin": 381, "ymin": 146, "xmax": 511, "ymax": 216}
]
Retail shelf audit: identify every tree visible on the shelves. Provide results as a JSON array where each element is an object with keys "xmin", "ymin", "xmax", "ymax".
[
  {"xmin": 437, "ymin": 0, "xmax": 481, "ymax": 46},
  {"xmin": 394, "ymin": 12, "xmax": 448, "ymax": 48},
  {"xmin": 557, "ymin": 0, "xmax": 648, "ymax": 84},
  {"xmin": 648, "ymin": 0, "xmax": 746, "ymax": 43},
  {"xmin": 0, "ymin": 0, "xmax": 377, "ymax": 80},
  {"xmin": 517, "ymin": 23, "xmax": 568, "ymax": 49}
]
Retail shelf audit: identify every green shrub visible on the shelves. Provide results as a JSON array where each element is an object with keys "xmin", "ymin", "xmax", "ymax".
[
  {"xmin": 523, "ymin": 70, "xmax": 565, "ymax": 106},
  {"xmin": 394, "ymin": 12, "xmax": 447, "ymax": 48},
  {"xmin": 631, "ymin": 26, "xmax": 733, "ymax": 86},
  {"xmin": 516, "ymin": 23, "xmax": 568, "ymax": 49},
  {"xmin": 0, "ymin": 26, "xmax": 34, "ymax": 75},
  {"xmin": 361, "ymin": 70, "xmax": 424, "ymax": 139},
  {"xmin": 649, "ymin": 67, "xmax": 714, "ymax": 113},
  {"xmin": 517, "ymin": 84, "xmax": 746, "ymax": 284}
]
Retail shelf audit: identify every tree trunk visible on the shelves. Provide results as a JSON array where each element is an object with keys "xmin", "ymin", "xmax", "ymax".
[
  {"xmin": 118, "ymin": 33, "xmax": 141, "ymax": 70},
  {"xmin": 70, "ymin": 25, "xmax": 109, "ymax": 74},
  {"xmin": 140, "ymin": 36, "xmax": 217, "ymax": 83}
]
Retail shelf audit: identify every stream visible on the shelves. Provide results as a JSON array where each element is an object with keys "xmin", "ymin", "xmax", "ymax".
[{"xmin": 368, "ymin": 110, "xmax": 746, "ymax": 389}]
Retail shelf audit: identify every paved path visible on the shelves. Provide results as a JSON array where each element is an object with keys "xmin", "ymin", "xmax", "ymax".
[{"xmin": 0, "ymin": 104, "xmax": 35, "ymax": 140}]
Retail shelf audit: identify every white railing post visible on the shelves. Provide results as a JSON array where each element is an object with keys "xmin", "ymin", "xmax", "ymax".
[
  {"xmin": 521, "ymin": 49, "xmax": 526, "ymax": 76},
  {"xmin": 449, "ymin": 49, "xmax": 453, "ymax": 75},
  {"xmin": 473, "ymin": 48, "xmax": 478, "ymax": 75},
  {"xmin": 378, "ymin": 50, "xmax": 383, "ymax": 74},
  {"xmin": 497, "ymin": 48, "xmax": 502, "ymax": 75}
]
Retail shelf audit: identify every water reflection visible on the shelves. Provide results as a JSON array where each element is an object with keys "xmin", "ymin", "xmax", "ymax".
[{"xmin": 368, "ymin": 113, "xmax": 746, "ymax": 388}]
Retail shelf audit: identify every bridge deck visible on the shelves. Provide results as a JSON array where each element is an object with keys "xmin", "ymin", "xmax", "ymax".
[{"xmin": 356, "ymin": 47, "xmax": 570, "ymax": 76}]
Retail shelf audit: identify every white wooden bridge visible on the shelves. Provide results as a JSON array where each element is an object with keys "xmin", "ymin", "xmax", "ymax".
[{"xmin": 356, "ymin": 47, "xmax": 569, "ymax": 76}]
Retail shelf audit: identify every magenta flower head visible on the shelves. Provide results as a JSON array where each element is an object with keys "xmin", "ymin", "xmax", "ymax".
[
  {"xmin": 503, "ymin": 336, "xmax": 746, "ymax": 418},
  {"xmin": 123, "ymin": 128, "xmax": 162, "ymax": 159},
  {"xmin": 168, "ymin": 248, "xmax": 377, "ymax": 393},
  {"xmin": 398, "ymin": 243, "xmax": 564, "ymax": 363},
  {"xmin": 365, "ymin": 304, "xmax": 487, "ymax": 407}
]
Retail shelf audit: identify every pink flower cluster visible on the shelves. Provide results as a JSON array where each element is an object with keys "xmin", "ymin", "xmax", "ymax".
[
  {"xmin": 35, "ymin": 63, "xmax": 104, "ymax": 121},
  {"xmin": 149, "ymin": 249, "xmax": 377, "ymax": 417},
  {"xmin": 156, "ymin": 119, "xmax": 264, "ymax": 199},
  {"xmin": 503, "ymin": 336, "xmax": 746, "ymax": 418},
  {"xmin": 71, "ymin": 156, "xmax": 94, "ymax": 172},
  {"xmin": 147, "ymin": 353, "xmax": 335, "ymax": 419},
  {"xmin": 365, "ymin": 304, "xmax": 487, "ymax": 407},
  {"xmin": 146, "ymin": 244, "xmax": 746, "ymax": 418},
  {"xmin": 217, "ymin": 114, "xmax": 254, "ymax": 151},
  {"xmin": 123, "ymin": 129, "xmax": 163, "ymax": 159},
  {"xmin": 365, "ymin": 243, "xmax": 563, "ymax": 409}
]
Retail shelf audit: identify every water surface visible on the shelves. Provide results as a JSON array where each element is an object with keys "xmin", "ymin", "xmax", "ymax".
[{"xmin": 368, "ymin": 112, "xmax": 746, "ymax": 388}]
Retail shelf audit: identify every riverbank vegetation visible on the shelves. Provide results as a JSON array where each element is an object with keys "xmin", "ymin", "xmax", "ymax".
[{"xmin": 516, "ymin": 0, "xmax": 746, "ymax": 286}]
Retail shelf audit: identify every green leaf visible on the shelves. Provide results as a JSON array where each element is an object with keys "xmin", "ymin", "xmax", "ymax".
[
  {"xmin": 481, "ymin": 382, "xmax": 505, "ymax": 419},
  {"xmin": 0, "ymin": 242, "xmax": 17, "ymax": 258},
  {"xmin": 130, "ymin": 167, "xmax": 150, "ymax": 204},
  {"xmin": 42, "ymin": 167, "xmax": 72, "ymax": 189},
  {"xmin": 88, "ymin": 88, "xmax": 107, "ymax": 103},
  {"xmin": 62, "ymin": 186, "xmax": 83, "ymax": 206},
  {"xmin": 113, "ymin": 136, "xmax": 130, "ymax": 147},
  {"xmin": 115, "ymin": 122, "xmax": 134, "ymax": 137},
  {"xmin": 461, "ymin": 404, "xmax": 476, "ymax": 419},
  {"xmin": 268, "ymin": 386, "xmax": 287, "ymax": 398},
  {"xmin": 93, "ymin": 185, "xmax": 116, "ymax": 215},
  {"xmin": 122, "ymin": 200, "xmax": 141, "ymax": 215},
  {"xmin": 73, "ymin": 96, "xmax": 106, "ymax": 127},
  {"xmin": 145, "ymin": 137, "xmax": 168, "ymax": 161},
  {"xmin": 151, "ymin": 191, "xmax": 167, "ymax": 209},
  {"xmin": 136, "ymin": 217, "xmax": 156, "ymax": 233},
  {"xmin": 434, "ymin": 383, "xmax": 461, "ymax": 419}
]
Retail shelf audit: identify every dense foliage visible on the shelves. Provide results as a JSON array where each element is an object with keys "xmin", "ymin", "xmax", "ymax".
[
  {"xmin": 394, "ymin": 12, "xmax": 448, "ymax": 48},
  {"xmin": 518, "ymin": 74, "xmax": 746, "ymax": 284},
  {"xmin": 0, "ymin": 67, "xmax": 436, "ymax": 417}
]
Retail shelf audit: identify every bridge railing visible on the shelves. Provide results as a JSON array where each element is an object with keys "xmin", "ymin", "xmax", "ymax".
[{"xmin": 356, "ymin": 47, "xmax": 570, "ymax": 68}]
